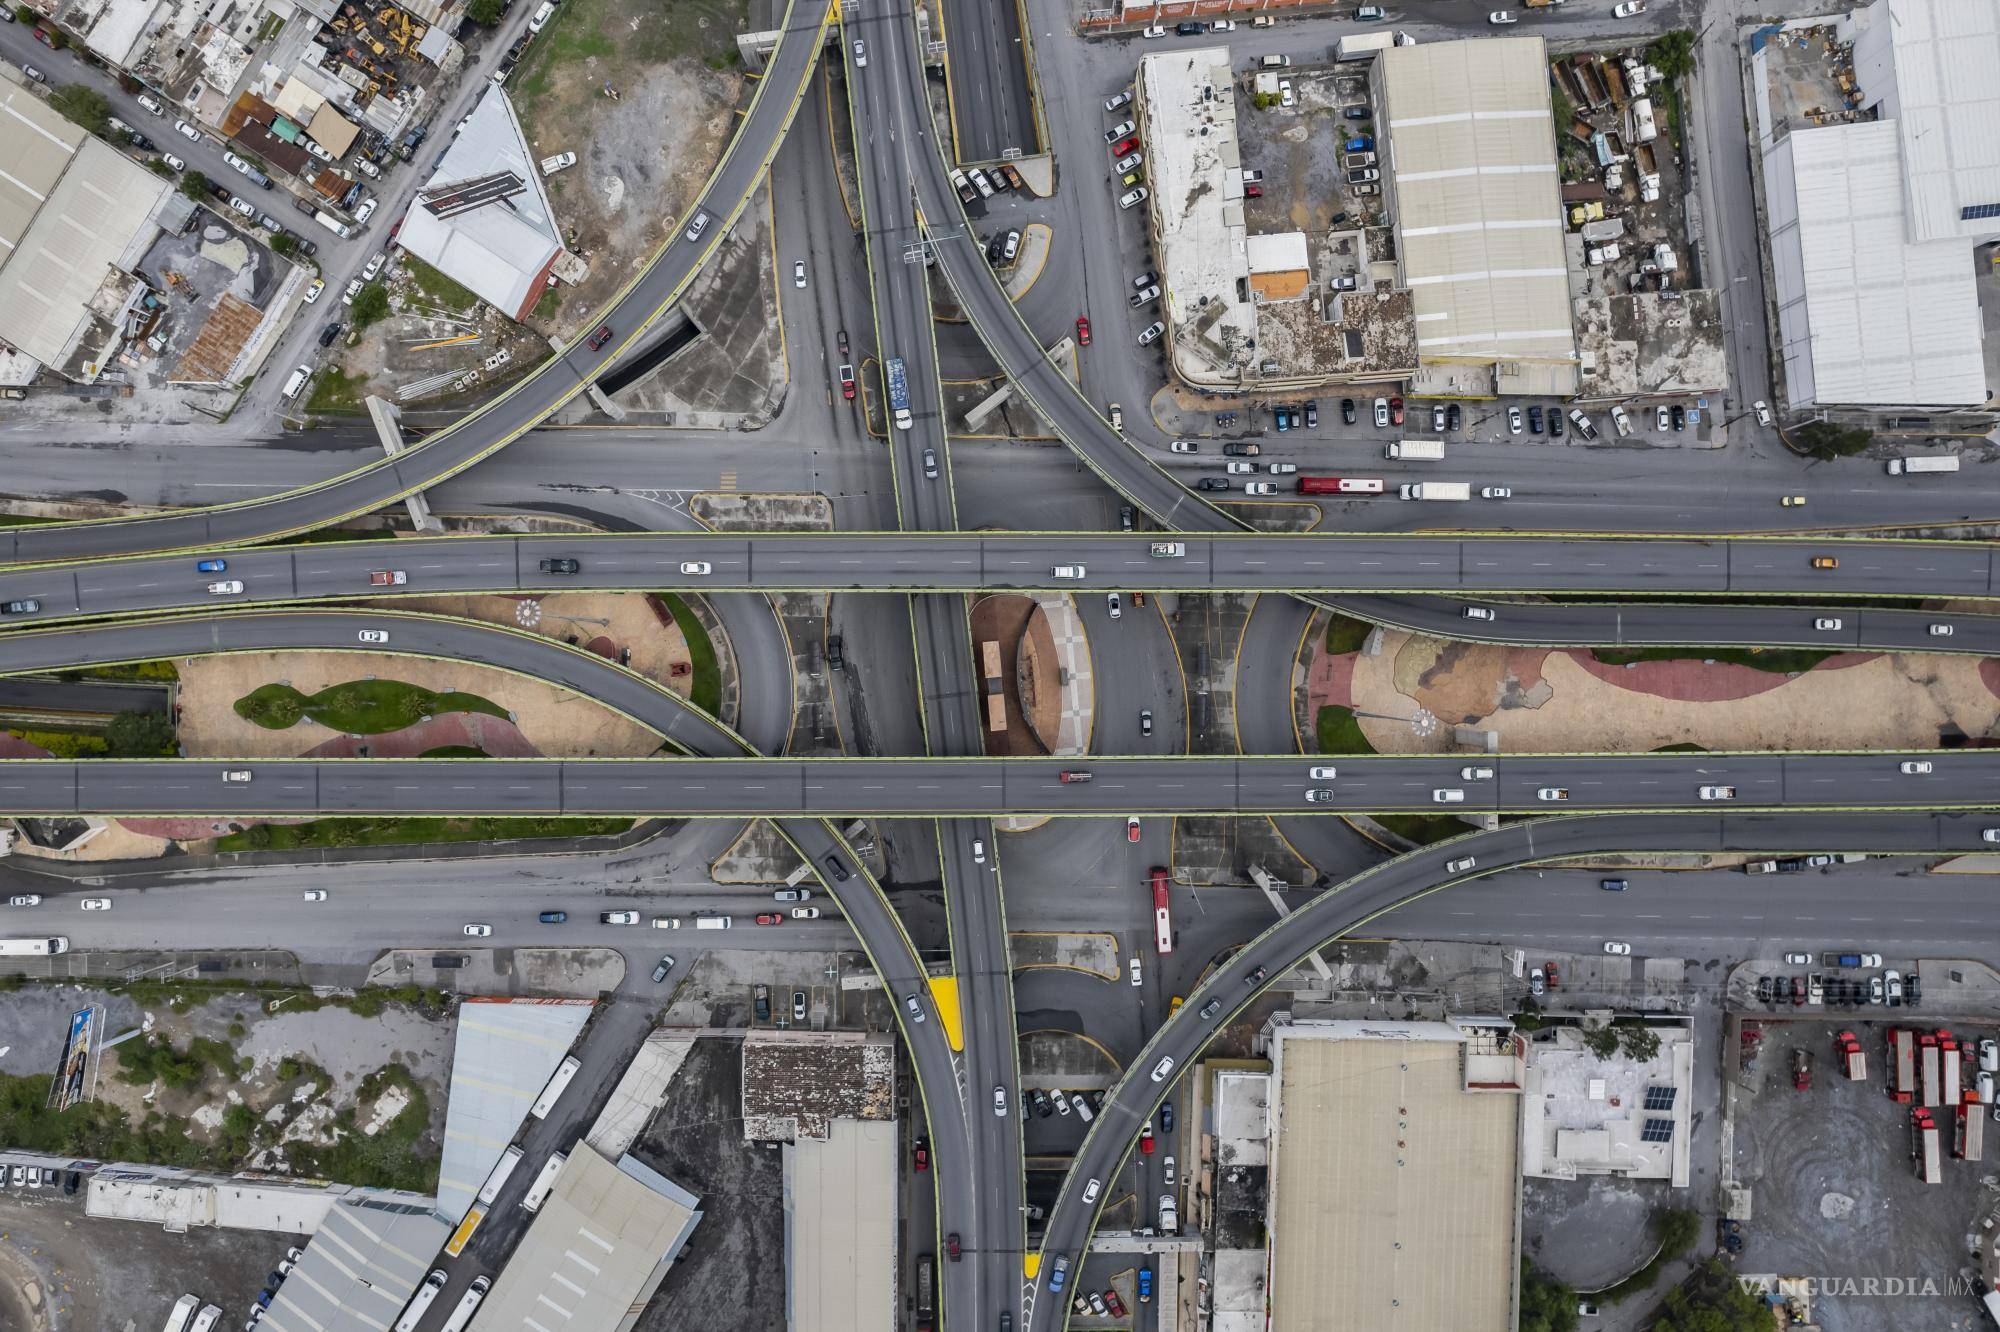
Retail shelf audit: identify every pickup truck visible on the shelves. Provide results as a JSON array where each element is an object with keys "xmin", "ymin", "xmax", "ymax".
[
  {"xmin": 368, "ymin": 570, "xmax": 407, "ymax": 586},
  {"xmin": 1150, "ymin": 542, "xmax": 1186, "ymax": 558}
]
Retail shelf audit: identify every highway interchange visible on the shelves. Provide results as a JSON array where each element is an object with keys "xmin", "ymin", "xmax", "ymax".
[{"xmin": 2, "ymin": 0, "xmax": 1997, "ymax": 1330}]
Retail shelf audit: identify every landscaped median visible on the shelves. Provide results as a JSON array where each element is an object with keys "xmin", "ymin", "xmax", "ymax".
[{"xmin": 234, "ymin": 679, "xmax": 508, "ymax": 733}]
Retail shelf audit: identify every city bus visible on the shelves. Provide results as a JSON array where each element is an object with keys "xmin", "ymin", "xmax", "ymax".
[
  {"xmin": 0, "ymin": 937, "xmax": 69, "ymax": 955},
  {"xmin": 437, "ymin": 1276, "xmax": 491, "ymax": 1332},
  {"xmin": 1296, "ymin": 476, "xmax": 1384, "ymax": 495},
  {"xmin": 1150, "ymin": 867, "xmax": 1173, "ymax": 956},
  {"xmin": 476, "ymin": 1145, "xmax": 524, "ymax": 1206},
  {"xmin": 160, "ymin": 1295, "xmax": 200, "ymax": 1332},
  {"xmin": 529, "ymin": 1056, "xmax": 581, "ymax": 1120},
  {"xmin": 443, "ymin": 1205, "xmax": 484, "ymax": 1258},
  {"xmin": 521, "ymin": 1150, "xmax": 567, "ymax": 1213}
]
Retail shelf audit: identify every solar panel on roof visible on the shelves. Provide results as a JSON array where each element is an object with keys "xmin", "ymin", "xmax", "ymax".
[
  {"xmin": 1643, "ymin": 1085, "xmax": 1677, "ymax": 1111},
  {"xmin": 1640, "ymin": 1117, "xmax": 1675, "ymax": 1143}
]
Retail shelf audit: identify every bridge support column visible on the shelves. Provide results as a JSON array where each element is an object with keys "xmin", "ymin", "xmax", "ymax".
[
  {"xmin": 1248, "ymin": 865, "xmax": 1333, "ymax": 982},
  {"xmin": 365, "ymin": 396, "xmax": 443, "ymax": 533}
]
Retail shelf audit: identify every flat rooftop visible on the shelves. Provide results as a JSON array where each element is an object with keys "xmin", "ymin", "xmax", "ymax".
[
  {"xmin": 742, "ymin": 1032, "xmax": 894, "ymax": 1142},
  {"xmin": 1267, "ymin": 1020, "xmax": 1520, "ymax": 1332},
  {"xmin": 788, "ymin": 1118, "xmax": 899, "ymax": 1332}
]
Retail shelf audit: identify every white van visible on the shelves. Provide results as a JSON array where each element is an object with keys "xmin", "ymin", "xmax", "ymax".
[
  {"xmin": 528, "ymin": 0, "xmax": 555, "ymax": 29},
  {"xmin": 281, "ymin": 365, "xmax": 311, "ymax": 399},
  {"xmin": 1053, "ymin": 564, "xmax": 1086, "ymax": 579},
  {"xmin": 695, "ymin": 916, "xmax": 733, "ymax": 930}
]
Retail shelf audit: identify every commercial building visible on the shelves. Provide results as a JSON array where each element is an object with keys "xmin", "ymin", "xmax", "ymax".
[
  {"xmin": 1377, "ymin": 37, "xmax": 1579, "ymax": 397},
  {"xmin": 1519, "ymin": 1022, "xmax": 1695, "ymax": 1185},
  {"xmin": 470, "ymin": 1145, "xmax": 703, "ymax": 1332},
  {"xmin": 0, "ymin": 68, "xmax": 174, "ymax": 383},
  {"xmin": 396, "ymin": 84, "xmax": 568, "ymax": 323},
  {"xmin": 1262, "ymin": 1017, "xmax": 1523, "ymax": 1332},
  {"xmin": 256, "ymin": 1195, "xmax": 453, "ymax": 1332},
  {"xmin": 1757, "ymin": 0, "xmax": 1999, "ymax": 410},
  {"xmin": 434, "ymin": 996, "xmax": 594, "ymax": 1223}
]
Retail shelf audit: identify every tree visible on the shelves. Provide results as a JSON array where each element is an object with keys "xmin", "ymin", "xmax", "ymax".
[
  {"xmin": 1520, "ymin": 1260, "xmax": 1580, "ymax": 1332},
  {"xmin": 1654, "ymin": 1259, "xmax": 1767, "ymax": 1332},
  {"xmin": 1794, "ymin": 419, "xmax": 1872, "ymax": 460},
  {"xmin": 1651, "ymin": 29, "xmax": 1697, "ymax": 81},
  {"xmin": 349, "ymin": 281, "xmax": 391, "ymax": 329},
  {"xmin": 179, "ymin": 171, "xmax": 213, "ymax": 202},
  {"xmin": 270, "ymin": 231, "xmax": 298, "ymax": 257},
  {"xmin": 1617, "ymin": 1024, "xmax": 1661, "ymax": 1061},
  {"xmin": 47, "ymin": 84, "xmax": 110, "ymax": 137},
  {"xmin": 12, "ymin": 6, "xmax": 35, "ymax": 24},
  {"xmin": 106, "ymin": 709, "xmax": 177, "ymax": 757},
  {"xmin": 1582, "ymin": 1024, "xmax": 1621, "ymax": 1058},
  {"xmin": 146, "ymin": 157, "xmax": 175, "ymax": 177},
  {"xmin": 40, "ymin": 22, "xmax": 66, "ymax": 48},
  {"xmin": 465, "ymin": 0, "xmax": 502, "ymax": 23}
]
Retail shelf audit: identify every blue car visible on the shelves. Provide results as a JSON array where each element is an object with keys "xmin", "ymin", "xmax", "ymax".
[
  {"xmin": 1049, "ymin": 1256, "xmax": 1070, "ymax": 1293},
  {"xmin": 196, "ymin": 558, "xmax": 227, "ymax": 573},
  {"xmin": 1160, "ymin": 1100, "xmax": 1174, "ymax": 1132},
  {"xmin": 1274, "ymin": 407, "xmax": 1289, "ymax": 432},
  {"xmin": 538, "ymin": 910, "xmax": 568, "ymax": 924},
  {"xmin": 1138, "ymin": 1268, "xmax": 1153, "ymax": 1303},
  {"xmin": 1344, "ymin": 135, "xmax": 1373, "ymax": 152}
]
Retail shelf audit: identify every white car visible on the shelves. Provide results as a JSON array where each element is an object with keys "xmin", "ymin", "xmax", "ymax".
[
  {"xmin": 1141, "ymin": 24, "xmax": 1166, "ymax": 37},
  {"xmin": 1105, "ymin": 91, "xmax": 1133, "ymax": 112},
  {"xmin": 342, "ymin": 278, "xmax": 363, "ymax": 305},
  {"xmin": 1119, "ymin": 187, "xmax": 1150, "ymax": 210},
  {"xmin": 358, "ymin": 629, "xmax": 390, "ymax": 644},
  {"xmin": 1753, "ymin": 400, "xmax": 1772, "ymax": 426},
  {"xmin": 992, "ymin": 1087, "xmax": 1008, "ymax": 1116},
  {"xmin": 793, "ymin": 259, "xmax": 807, "ymax": 288},
  {"xmin": 1489, "ymin": 9, "xmax": 1517, "ymax": 22},
  {"xmin": 1150, "ymin": 1056, "xmax": 1175, "ymax": 1082},
  {"xmin": 1697, "ymin": 785, "xmax": 1735, "ymax": 801},
  {"xmin": 464, "ymin": 923, "xmax": 492, "ymax": 936},
  {"xmin": 1106, "ymin": 592, "xmax": 1122, "ymax": 619},
  {"xmin": 222, "ymin": 770, "xmax": 252, "ymax": 783},
  {"xmin": 360, "ymin": 252, "xmax": 386, "ymax": 282},
  {"xmin": 1243, "ymin": 482, "xmax": 1277, "ymax": 495},
  {"xmin": 302, "ymin": 890, "xmax": 327, "ymax": 901},
  {"xmin": 1278, "ymin": 80, "xmax": 1295, "ymax": 108},
  {"xmin": 679, "ymin": 561, "xmax": 712, "ymax": 575},
  {"xmin": 1603, "ymin": 941, "xmax": 1633, "ymax": 955},
  {"xmin": 1929, "ymin": 624, "xmax": 1953, "ymax": 636},
  {"xmin": 302, "ymin": 279, "xmax": 325, "ymax": 304},
  {"xmin": 1462, "ymin": 606, "xmax": 1495, "ymax": 622},
  {"xmin": 1114, "ymin": 152, "xmax": 1143, "ymax": 173},
  {"xmin": 1461, "ymin": 766, "xmax": 1493, "ymax": 780},
  {"xmin": 1813, "ymin": 618, "xmax": 1842, "ymax": 631},
  {"xmin": 354, "ymin": 198, "xmax": 378, "ymax": 225},
  {"xmin": 1136, "ymin": 321, "xmax": 1165, "ymax": 345},
  {"xmin": 1433, "ymin": 789, "xmax": 1465, "ymax": 804},
  {"xmin": 1445, "ymin": 856, "xmax": 1476, "ymax": 874},
  {"xmin": 227, "ymin": 196, "xmax": 255, "ymax": 218},
  {"xmin": 80, "ymin": 898, "xmax": 111, "ymax": 911},
  {"xmin": 163, "ymin": 153, "xmax": 186, "ymax": 171},
  {"xmin": 1309, "ymin": 766, "xmax": 1337, "ymax": 779},
  {"xmin": 602, "ymin": 910, "xmax": 640, "ymax": 925},
  {"xmin": 1783, "ymin": 952, "xmax": 1812, "ymax": 965},
  {"xmin": 851, "ymin": 38, "xmax": 866, "ymax": 66},
  {"xmin": 1536, "ymin": 787, "xmax": 1569, "ymax": 802},
  {"xmin": 207, "ymin": 580, "xmax": 245, "ymax": 595},
  {"xmin": 1225, "ymin": 461, "xmax": 1256, "ymax": 475},
  {"xmin": 7, "ymin": 895, "xmax": 41, "ymax": 907},
  {"xmin": 1208, "ymin": 19, "xmax": 1234, "ymax": 30},
  {"xmin": 1481, "ymin": 486, "xmax": 1512, "ymax": 499},
  {"xmin": 1508, "ymin": 406, "xmax": 1522, "ymax": 434},
  {"xmin": 1613, "ymin": 0, "xmax": 1645, "ymax": 14},
  {"xmin": 1267, "ymin": 462, "xmax": 1297, "ymax": 475},
  {"xmin": 175, "ymin": 119, "xmax": 201, "ymax": 142},
  {"xmin": 1900, "ymin": 760, "xmax": 1934, "ymax": 774},
  {"xmin": 1130, "ymin": 956, "xmax": 1143, "ymax": 987},
  {"xmin": 1168, "ymin": 440, "xmax": 1197, "ymax": 454},
  {"xmin": 1373, "ymin": 397, "xmax": 1389, "ymax": 428},
  {"xmin": 792, "ymin": 907, "xmax": 819, "ymax": 919}
]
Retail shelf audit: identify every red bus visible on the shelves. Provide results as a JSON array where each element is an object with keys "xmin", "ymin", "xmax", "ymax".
[
  {"xmin": 1150, "ymin": 866, "xmax": 1173, "ymax": 955},
  {"xmin": 1297, "ymin": 476, "xmax": 1385, "ymax": 495}
]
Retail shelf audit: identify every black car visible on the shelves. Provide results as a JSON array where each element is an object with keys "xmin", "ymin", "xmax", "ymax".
[
  {"xmin": 1246, "ymin": 966, "xmax": 1268, "ymax": 984},
  {"xmin": 539, "ymin": 557, "xmax": 580, "ymax": 574},
  {"xmin": 651, "ymin": 955, "xmax": 675, "ymax": 983},
  {"xmin": 1303, "ymin": 400, "xmax": 1318, "ymax": 429},
  {"xmin": 1221, "ymin": 441, "xmax": 1259, "ymax": 456},
  {"xmin": 1159, "ymin": 1100, "xmax": 1174, "ymax": 1131},
  {"xmin": 823, "ymin": 854, "xmax": 852, "ymax": 882},
  {"xmin": 826, "ymin": 634, "xmax": 844, "ymax": 670},
  {"xmin": 1446, "ymin": 403, "xmax": 1461, "ymax": 432},
  {"xmin": 294, "ymin": 196, "xmax": 316, "ymax": 215},
  {"xmin": 0, "ymin": 599, "xmax": 40, "ymax": 615},
  {"xmin": 836, "ymin": 328, "xmax": 849, "ymax": 356},
  {"xmin": 1175, "ymin": 19, "xmax": 1202, "ymax": 33},
  {"xmin": 538, "ymin": 910, "xmax": 567, "ymax": 924},
  {"xmin": 1906, "ymin": 973, "xmax": 1922, "ymax": 1007},
  {"xmin": 985, "ymin": 232, "xmax": 1007, "ymax": 263},
  {"xmin": 1343, "ymin": 106, "xmax": 1370, "ymax": 120},
  {"xmin": 587, "ymin": 324, "xmax": 614, "ymax": 351},
  {"xmin": 1341, "ymin": 397, "xmax": 1356, "ymax": 424},
  {"xmin": 318, "ymin": 322, "xmax": 343, "ymax": 347},
  {"xmin": 1548, "ymin": 410, "xmax": 1564, "ymax": 438},
  {"xmin": 1196, "ymin": 477, "xmax": 1231, "ymax": 491},
  {"xmin": 62, "ymin": 1171, "xmax": 79, "ymax": 1195},
  {"xmin": 1119, "ymin": 504, "xmax": 1135, "ymax": 531},
  {"xmin": 1670, "ymin": 404, "xmax": 1686, "ymax": 431},
  {"xmin": 294, "ymin": 236, "xmax": 317, "ymax": 257},
  {"xmin": 126, "ymin": 131, "xmax": 155, "ymax": 150},
  {"xmin": 1527, "ymin": 404, "xmax": 1544, "ymax": 433},
  {"xmin": 1756, "ymin": 976, "xmax": 1774, "ymax": 1002},
  {"xmin": 1031, "ymin": 1089, "xmax": 1052, "ymax": 1117}
]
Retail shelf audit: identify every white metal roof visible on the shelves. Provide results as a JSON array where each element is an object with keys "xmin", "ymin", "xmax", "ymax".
[
  {"xmin": 1765, "ymin": 121, "xmax": 1987, "ymax": 407},
  {"xmin": 434, "ymin": 997, "xmax": 593, "ymax": 1221},
  {"xmin": 788, "ymin": 1119, "xmax": 899, "ymax": 1332},
  {"xmin": 396, "ymin": 84, "xmax": 564, "ymax": 321},
  {"xmin": 258, "ymin": 1196, "xmax": 451, "ymax": 1332},
  {"xmin": 1852, "ymin": 0, "xmax": 2000, "ymax": 243},
  {"xmin": 1380, "ymin": 38, "xmax": 1576, "ymax": 372}
]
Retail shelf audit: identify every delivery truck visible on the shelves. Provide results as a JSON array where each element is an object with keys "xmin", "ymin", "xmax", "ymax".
[
  {"xmin": 1887, "ymin": 455, "xmax": 1959, "ymax": 474},
  {"xmin": 1400, "ymin": 482, "xmax": 1472, "ymax": 501},
  {"xmin": 1385, "ymin": 438, "xmax": 1444, "ymax": 461}
]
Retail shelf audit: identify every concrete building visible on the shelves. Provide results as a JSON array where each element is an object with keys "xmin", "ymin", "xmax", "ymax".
[
  {"xmin": 1262, "ymin": 1017, "xmax": 1524, "ymax": 1332},
  {"xmin": 1376, "ymin": 37, "xmax": 1579, "ymax": 397},
  {"xmin": 396, "ymin": 84, "xmax": 566, "ymax": 323},
  {"xmin": 1520, "ymin": 1022, "xmax": 1695, "ymax": 1186},
  {"xmin": 1758, "ymin": 0, "xmax": 1999, "ymax": 410},
  {"xmin": 0, "ymin": 67, "xmax": 174, "ymax": 383}
]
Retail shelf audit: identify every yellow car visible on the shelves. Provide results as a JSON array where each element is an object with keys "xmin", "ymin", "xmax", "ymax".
[
  {"xmin": 1811, "ymin": 556, "xmax": 1839, "ymax": 570},
  {"xmin": 1781, "ymin": 495, "xmax": 1806, "ymax": 507}
]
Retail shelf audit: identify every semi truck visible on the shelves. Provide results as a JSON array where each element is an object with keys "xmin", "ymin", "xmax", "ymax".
[
  {"xmin": 1887, "ymin": 455, "xmax": 1959, "ymax": 475},
  {"xmin": 1336, "ymin": 30, "xmax": 1413, "ymax": 58},
  {"xmin": 1922, "ymin": 1033, "xmax": 1942, "ymax": 1107},
  {"xmin": 1890, "ymin": 1028, "xmax": 1915, "ymax": 1103},
  {"xmin": 1913, "ymin": 1109, "xmax": 1942, "ymax": 1184},
  {"xmin": 1385, "ymin": 438, "xmax": 1444, "ymax": 461},
  {"xmin": 1836, "ymin": 1030, "xmax": 1866, "ymax": 1081},
  {"xmin": 1958, "ymin": 1102, "xmax": 1985, "ymax": 1161},
  {"xmin": 1400, "ymin": 482, "xmax": 1472, "ymax": 501},
  {"xmin": 886, "ymin": 357, "xmax": 912, "ymax": 430}
]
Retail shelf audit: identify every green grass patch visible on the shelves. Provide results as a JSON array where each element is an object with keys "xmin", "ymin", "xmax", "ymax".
[
  {"xmin": 511, "ymin": 0, "xmax": 747, "ymax": 113},
  {"xmin": 114, "ymin": 1033, "xmax": 250, "ymax": 1089},
  {"xmin": 1372, "ymin": 814, "xmax": 1468, "ymax": 847},
  {"xmin": 234, "ymin": 679, "xmax": 508, "ymax": 734},
  {"xmin": 304, "ymin": 366, "xmax": 368, "ymax": 416},
  {"xmin": 290, "ymin": 1062, "xmax": 439, "ymax": 1193},
  {"xmin": 1324, "ymin": 614, "xmax": 1373, "ymax": 655},
  {"xmin": 5, "ymin": 727, "xmax": 109, "ymax": 757},
  {"xmin": 532, "ymin": 288, "xmax": 562, "ymax": 321},
  {"xmin": 1592, "ymin": 645, "xmax": 1833, "ymax": 674},
  {"xmin": 656, "ymin": 593, "xmax": 722, "ymax": 715},
  {"xmin": 419, "ymin": 745, "xmax": 489, "ymax": 758},
  {"xmin": 0, "ymin": 513, "xmax": 60, "ymax": 526},
  {"xmin": 295, "ymin": 526, "xmax": 396, "ymax": 543},
  {"xmin": 400, "ymin": 256, "xmax": 482, "ymax": 316},
  {"xmin": 216, "ymin": 815, "xmax": 632, "ymax": 852},
  {"xmin": 1314, "ymin": 704, "xmax": 1376, "ymax": 756},
  {"xmin": 54, "ymin": 659, "xmax": 179, "ymax": 682}
]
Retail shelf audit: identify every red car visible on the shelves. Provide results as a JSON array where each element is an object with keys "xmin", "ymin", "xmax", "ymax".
[
  {"xmin": 1126, "ymin": 816, "xmax": 1141, "ymax": 843},
  {"xmin": 756, "ymin": 912, "xmax": 783, "ymax": 926},
  {"xmin": 587, "ymin": 324, "xmax": 614, "ymax": 351},
  {"xmin": 1104, "ymin": 1291, "xmax": 1128, "ymax": 1318},
  {"xmin": 947, "ymin": 1232, "xmax": 962, "ymax": 1261},
  {"xmin": 1139, "ymin": 1124, "xmax": 1155, "ymax": 1154},
  {"xmin": 1112, "ymin": 135, "xmax": 1139, "ymax": 156},
  {"xmin": 1389, "ymin": 395, "xmax": 1404, "ymax": 425},
  {"xmin": 914, "ymin": 1137, "xmax": 929, "ymax": 1171},
  {"xmin": 32, "ymin": 26, "xmax": 55, "ymax": 47},
  {"xmin": 1245, "ymin": 183, "xmax": 1263, "ymax": 198},
  {"xmin": 838, "ymin": 363, "xmax": 856, "ymax": 400},
  {"xmin": 1544, "ymin": 961, "xmax": 1560, "ymax": 991},
  {"xmin": 389, "ymin": 215, "xmax": 406, "ymax": 241},
  {"xmin": 1076, "ymin": 316, "xmax": 1091, "ymax": 346}
]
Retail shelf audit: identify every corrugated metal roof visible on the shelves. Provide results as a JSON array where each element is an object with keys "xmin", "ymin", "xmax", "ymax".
[
  {"xmin": 1381, "ymin": 38, "xmax": 1576, "ymax": 369},
  {"xmin": 789, "ymin": 1120, "xmax": 898, "ymax": 1332},
  {"xmin": 1861, "ymin": 0, "xmax": 2000, "ymax": 243},
  {"xmin": 258, "ymin": 1196, "xmax": 451, "ymax": 1332},
  {"xmin": 434, "ymin": 997, "xmax": 593, "ymax": 1221},
  {"xmin": 1771, "ymin": 121, "xmax": 1986, "ymax": 406}
]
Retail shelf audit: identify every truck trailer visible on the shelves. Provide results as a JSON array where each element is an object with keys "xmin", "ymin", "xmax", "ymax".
[
  {"xmin": 1890, "ymin": 1028, "xmax": 1915, "ymax": 1103},
  {"xmin": 1887, "ymin": 455, "xmax": 1960, "ymax": 475},
  {"xmin": 1958, "ymin": 1102, "xmax": 1985, "ymax": 1161},
  {"xmin": 1385, "ymin": 438, "xmax": 1444, "ymax": 461},
  {"xmin": 1400, "ymin": 482, "xmax": 1472, "ymax": 502},
  {"xmin": 1913, "ymin": 1109, "xmax": 1942, "ymax": 1183}
]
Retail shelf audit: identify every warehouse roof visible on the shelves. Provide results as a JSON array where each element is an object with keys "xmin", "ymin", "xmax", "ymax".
[
  {"xmin": 434, "ymin": 997, "xmax": 593, "ymax": 1221},
  {"xmin": 1764, "ymin": 120, "xmax": 1986, "ymax": 406},
  {"xmin": 1851, "ymin": 0, "xmax": 2000, "ymax": 244},
  {"xmin": 789, "ymin": 1119, "xmax": 898, "ymax": 1332},
  {"xmin": 1266, "ymin": 1020, "xmax": 1520, "ymax": 1332},
  {"xmin": 1380, "ymin": 38, "xmax": 1576, "ymax": 384},
  {"xmin": 258, "ymin": 1195, "xmax": 450, "ymax": 1332}
]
